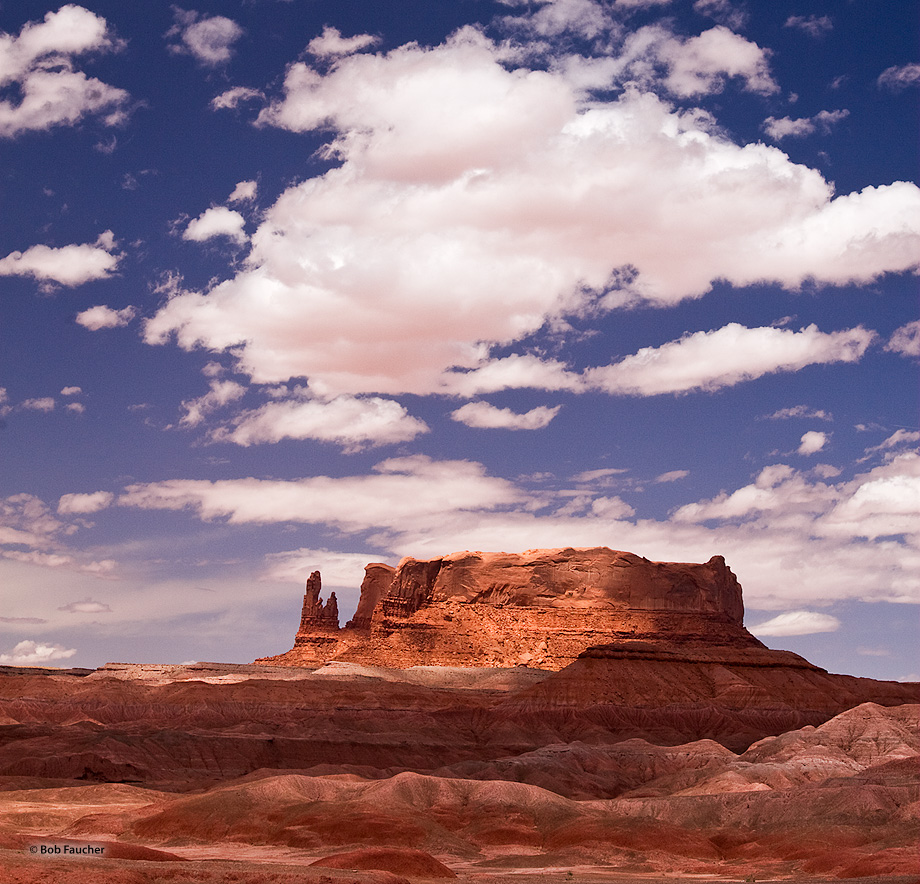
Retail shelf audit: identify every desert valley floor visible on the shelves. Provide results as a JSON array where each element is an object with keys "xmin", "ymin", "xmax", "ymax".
[{"xmin": 0, "ymin": 659, "xmax": 917, "ymax": 884}]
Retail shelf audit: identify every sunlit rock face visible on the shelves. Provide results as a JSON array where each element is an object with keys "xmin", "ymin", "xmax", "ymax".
[{"xmin": 258, "ymin": 547, "xmax": 761, "ymax": 670}]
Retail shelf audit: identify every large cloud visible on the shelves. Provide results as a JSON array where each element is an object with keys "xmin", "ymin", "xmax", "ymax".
[
  {"xmin": 107, "ymin": 447, "xmax": 920, "ymax": 609},
  {"xmin": 0, "ymin": 5, "xmax": 129, "ymax": 138},
  {"xmin": 144, "ymin": 27, "xmax": 920, "ymax": 398}
]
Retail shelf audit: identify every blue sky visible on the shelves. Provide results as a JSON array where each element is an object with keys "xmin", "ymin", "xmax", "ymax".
[{"xmin": 0, "ymin": 0, "xmax": 917, "ymax": 679}]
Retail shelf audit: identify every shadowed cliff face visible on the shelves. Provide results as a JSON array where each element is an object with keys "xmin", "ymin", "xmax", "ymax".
[{"xmin": 262, "ymin": 547, "xmax": 751, "ymax": 670}]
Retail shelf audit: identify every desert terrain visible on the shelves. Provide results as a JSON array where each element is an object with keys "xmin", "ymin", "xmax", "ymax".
[{"xmin": 1, "ymin": 548, "xmax": 917, "ymax": 883}]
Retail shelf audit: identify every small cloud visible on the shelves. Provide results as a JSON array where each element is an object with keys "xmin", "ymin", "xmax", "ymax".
[
  {"xmin": 856, "ymin": 646, "xmax": 891, "ymax": 657},
  {"xmin": 783, "ymin": 14, "xmax": 833, "ymax": 38},
  {"xmin": 885, "ymin": 320, "xmax": 920, "ymax": 358},
  {"xmin": 58, "ymin": 491, "xmax": 114, "ymax": 514},
  {"xmin": 572, "ymin": 467, "xmax": 629, "ymax": 483},
  {"xmin": 749, "ymin": 610, "xmax": 841, "ymax": 637},
  {"xmin": 57, "ymin": 597, "xmax": 112, "ymax": 614},
  {"xmin": 763, "ymin": 109, "xmax": 848, "ymax": 140},
  {"xmin": 0, "ymin": 233, "xmax": 120, "ymax": 287},
  {"xmin": 180, "ymin": 380, "xmax": 246, "ymax": 427},
  {"xmin": 307, "ymin": 26, "xmax": 380, "ymax": 58},
  {"xmin": 693, "ymin": 0, "xmax": 747, "ymax": 30},
  {"xmin": 228, "ymin": 180, "xmax": 257, "ymax": 203},
  {"xmin": 764, "ymin": 405, "xmax": 832, "ymax": 421},
  {"xmin": 878, "ymin": 63, "xmax": 920, "ymax": 91},
  {"xmin": 60, "ymin": 386, "xmax": 82, "ymax": 396},
  {"xmin": 211, "ymin": 87, "xmax": 263, "ymax": 110},
  {"xmin": 184, "ymin": 207, "xmax": 248, "ymax": 244},
  {"xmin": 797, "ymin": 430, "xmax": 829, "ymax": 456},
  {"xmin": 655, "ymin": 469, "xmax": 689, "ymax": 483},
  {"xmin": 22, "ymin": 397, "xmax": 55, "ymax": 412},
  {"xmin": 0, "ymin": 640, "xmax": 77, "ymax": 665},
  {"xmin": 75, "ymin": 305, "xmax": 136, "ymax": 330},
  {"xmin": 450, "ymin": 401, "xmax": 561, "ymax": 430},
  {"xmin": 65, "ymin": 402, "xmax": 86, "ymax": 414},
  {"xmin": 863, "ymin": 429, "xmax": 920, "ymax": 457},
  {"xmin": 0, "ymin": 616, "xmax": 48, "ymax": 625},
  {"xmin": 167, "ymin": 9, "xmax": 243, "ymax": 66}
]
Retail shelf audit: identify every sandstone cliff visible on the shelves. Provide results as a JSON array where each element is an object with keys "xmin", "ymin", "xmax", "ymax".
[{"xmin": 257, "ymin": 547, "xmax": 765, "ymax": 670}]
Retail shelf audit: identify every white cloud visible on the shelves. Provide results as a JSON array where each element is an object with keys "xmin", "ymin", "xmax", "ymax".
[
  {"xmin": 655, "ymin": 469, "xmax": 689, "ymax": 483},
  {"xmin": 262, "ymin": 548, "xmax": 384, "ymax": 586},
  {"xmin": 57, "ymin": 597, "xmax": 111, "ymax": 613},
  {"xmin": 0, "ymin": 6, "xmax": 129, "ymax": 138},
  {"xmin": 57, "ymin": 491, "xmax": 114, "ymax": 515},
  {"xmin": 878, "ymin": 63, "xmax": 920, "ymax": 91},
  {"xmin": 211, "ymin": 394, "xmax": 429, "ymax": 451},
  {"xmin": 886, "ymin": 320, "xmax": 920, "ymax": 357},
  {"xmin": 864, "ymin": 429, "xmax": 920, "ymax": 456},
  {"xmin": 65, "ymin": 402, "xmax": 85, "ymax": 414},
  {"xmin": 179, "ymin": 379, "xmax": 246, "ymax": 427},
  {"xmin": 764, "ymin": 405, "xmax": 831, "ymax": 421},
  {"xmin": 118, "ymin": 455, "xmax": 526, "ymax": 531},
  {"xmin": 211, "ymin": 86, "xmax": 263, "ymax": 110},
  {"xmin": 0, "ymin": 232, "xmax": 119, "ymax": 286},
  {"xmin": 228, "ymin": 180, "xmax": 257, "ymax": 203},
  {"xmin": 692, "ymin": 0, "xmax": 746, "ymax": 30},
  {"xmin": 60, "ymin": 386, "xmax": 82, "ymax": 396},
  {"xmin": 661, "ymin": 26, "xmax": 777, "ymax": 97},
  {"xmin": 584, "ymin": 324, "xmax": 873, "ymax": 396},
  {"xmin": 450, "ymin": 401, "xmax": 561, "ymax": 430},
  {"xmin": 183, "ymin": 207, "xmax": 247, "ymax": 244},
  {"xmin": 783, "ymin": 15, "xmax": 833, "ymax": 38},
  {"xmin": 797, "ymin": 430, "xmax": 829, "ymax": 456},
  {"xmin": 763, "ymin": 109, "xmax": 848, "ymax": 140},
  {"xmin": 307, "ymin": 26, "xmax": 379, "ymax": 58},
  {"xmin": 0, "ymin": 640, "xmax": 76, "ymax": 665},
  {"xmin": 21, "ymin": 397, "xmax": 54, "ymax": 412},
  {"xmin": 75, "ymin": 305, "xmax": 136, "ymax": 330},
  {"xmin": 167, "ymin": 9, "xmax": 243, "ymax": 66},
  {"xmin": 144, "ymin": 30, "xmax": 918, "ymax": 397},
  {"xmin": 749, "ymin": 610, "xmax": 840, "ymax": 637},
  {"xmin": 442, "ymin": 355, "xmax": 582, "ymax": 397},
  {"xmin": 111, "ymin": 452, "xmax": 920, "ymax": 609},
  {"xmin": 571, "ymin": 467, "xmax": 629, "ymax": 483}
]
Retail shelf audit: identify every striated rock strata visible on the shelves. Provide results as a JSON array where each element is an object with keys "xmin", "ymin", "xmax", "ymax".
[{"xmin": 260, "ymin": 547, "xmax": 780, "ymax": 670}]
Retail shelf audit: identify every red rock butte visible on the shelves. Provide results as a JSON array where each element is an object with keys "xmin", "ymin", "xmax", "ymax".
[{"xmin": 257, "ymin": 547, "xmax": 787, "ymax": 671}]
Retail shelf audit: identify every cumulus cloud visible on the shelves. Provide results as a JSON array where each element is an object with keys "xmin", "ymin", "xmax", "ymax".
[
  {"xmin": 167, "ymin": 9, "xmax": 243, "ymax": 66},
  {"xmin": 0, "ymin": 232, "xmax": 119, "ymax": 286},
  {"xmin": 878, "ymin": 63, "xmax": 920, "ymax": 91},
  {"xmin": 75, "ymin": 305, "xmax": 136, "ymax": 330},
  {"xmin": 783, "ymin": 15, "xmax": 833, "ymax": 38},
  {"xmin": 0, "ymin": 5, "xmax": 129, "ymax": 138},
  {"xmin": 211, "ymin": 394, "xmax": 429, "ymax": 451},
  {"xmin": 763, "ymin": 109, "xmax": 848, "ymax": 140},
  {"xmin": 450, "ymin": 401, "xmax": 561, "ymax": 430},
  {"xmin": 179, "ymin": 379, "xmax": 246, "ymax": 427},
  {"xmin": 797, "ymin": 430, "xmax": 829, "ymax": 456},
  {"xmin": 183, "ymin": 207, "xmax": 247, "ymax": 244},
  {"xmin": 21, "ymin": 397, "xmax": 55, "ymax": 412},
  {"xmin": 584, "ymin": 324, "xmax": 873, "ymax": 396},
  {"xmin": 57, "ymin": 491, "xmax": 114, "ymax": 514},
  {"xmin": 0, "ymin": 640, "xmax": 76, "ymax": 665},
  {"xmin": 143, "ymin": 28, "xmax": 918, "ymax": 398},
  {"xmin": 307, "ymin": 26, "xmax": 379, "ymax": 58},
  {"xmin": 749, "ymin": 610, "xmax": 840, "ymax": 636},
  {"xmin": 60, "ymin": 386, "xmax": 82, "ymax": 396},
  {"xmin": 228, "ymin": 180, "xmax": 257, "ymax": 203},
  {"xmin": 886, "ymin": 320, "xmax": 920, "ymax": 357}
]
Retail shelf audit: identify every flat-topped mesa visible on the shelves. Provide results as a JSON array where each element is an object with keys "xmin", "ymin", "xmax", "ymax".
[{"xmin": 257, "ymin": 547, "xmax": 765, "ymax": 670}]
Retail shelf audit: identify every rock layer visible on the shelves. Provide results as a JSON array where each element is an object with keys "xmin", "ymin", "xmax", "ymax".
[{"xmin": 258, "ymin": 547, "xmax": 758, "ymax": 670}]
